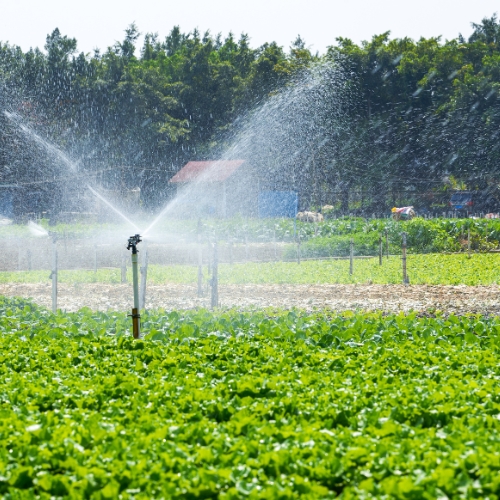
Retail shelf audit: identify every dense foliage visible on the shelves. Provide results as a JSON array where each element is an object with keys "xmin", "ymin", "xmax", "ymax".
[
  {"xmin": 3, "ymin": 215, "xmax": 500, "ymax": 253},
  {"xmin": 1, "ymin": 16, "xmax": 500, "ymax": 211},
  {"xmin": 2, "ymin": 297, "xmax": 500, "ymax": 498}
]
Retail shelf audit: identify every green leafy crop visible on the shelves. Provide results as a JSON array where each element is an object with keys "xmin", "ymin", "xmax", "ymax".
[{"xmin": 2, "ymin": 297, "xmax": 500, "ymax": 498}]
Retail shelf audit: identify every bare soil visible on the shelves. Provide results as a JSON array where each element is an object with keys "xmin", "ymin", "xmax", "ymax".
[{"xmin": 1, "ymin": 282, "xmax": 499, "ymax": 315}]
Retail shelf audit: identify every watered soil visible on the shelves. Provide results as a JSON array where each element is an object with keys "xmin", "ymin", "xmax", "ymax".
[{"xmin": 1, "ymin": 282, "xmax": 499, "ymax": 316}]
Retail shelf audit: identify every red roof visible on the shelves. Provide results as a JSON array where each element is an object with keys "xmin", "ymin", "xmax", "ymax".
[{"xmin": 169, "ymin": 160, "xmax": 245, "ymax": 183}]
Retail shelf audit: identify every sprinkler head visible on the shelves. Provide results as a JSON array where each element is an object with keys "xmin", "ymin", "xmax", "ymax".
[{"xmin": 127, "ymin": 234, "xmax": 142, "ymax": 254}]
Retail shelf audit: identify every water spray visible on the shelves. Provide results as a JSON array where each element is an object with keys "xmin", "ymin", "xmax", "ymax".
[{"xmin": 126, "ymin": 234, "xmax": 142, "ymax": 339}]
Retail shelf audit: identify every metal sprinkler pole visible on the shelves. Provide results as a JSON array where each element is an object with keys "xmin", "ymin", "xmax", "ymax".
[{"xmin": 126, "ymin": 234, "xmax": 142, "ymax": 339}]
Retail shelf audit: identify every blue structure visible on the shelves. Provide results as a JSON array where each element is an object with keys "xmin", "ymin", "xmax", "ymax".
[
  {"xmin": 0, "ymin": 186, "xmax": 15, "ymax": 218},
  {"xmin": 258, "ymin": 191, "xmax": 298, "ymax": 218}
]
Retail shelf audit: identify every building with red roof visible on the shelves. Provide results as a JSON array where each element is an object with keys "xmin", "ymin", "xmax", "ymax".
[{"xmin": 169, "ymin": 160, "xmax": 257, "ymax": 217}]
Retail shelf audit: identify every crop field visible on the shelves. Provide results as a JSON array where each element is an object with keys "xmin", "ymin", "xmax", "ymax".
[
  {"xmin": 1, "ymin": 253, "xmax": 500, "ymax": 286},
  {"xmin": 2, "ymin": 296, "xmax": 500, "ymax": 498},
  {"xmin": 2, "ymin": 219, "xmax": 500, "ymax": 499}
]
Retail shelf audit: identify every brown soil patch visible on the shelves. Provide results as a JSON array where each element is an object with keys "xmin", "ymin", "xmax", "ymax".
[{"xmin": 1, "ymin": 283, "xmax": 499, "ymax": 315}]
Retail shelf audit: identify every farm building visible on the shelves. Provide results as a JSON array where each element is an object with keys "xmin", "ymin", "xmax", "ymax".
[{"xmin": 169, "ymin": 160, "xmax": 259, "ymax": 217}]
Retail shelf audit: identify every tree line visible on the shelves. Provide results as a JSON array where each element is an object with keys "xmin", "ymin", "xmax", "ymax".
[{"xmin": 0, "ymin": 16, "xmax": 499, "ymax": 214}]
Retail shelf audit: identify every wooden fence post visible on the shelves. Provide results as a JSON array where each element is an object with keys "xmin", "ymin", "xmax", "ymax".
[
  {"xmin": 349, "ymin": 238, "xmax": 354, "ymax": 275},
  {"xmin": 297, "ymin": 232, "xmax": 301, "ymax": 264},
  {"xmin": 197, "ymin": 219, "xmax": 203, "ymax": 296},
  {"xmin": 51, "ymin": 238, "xmax": 58, "ymax": 313},
  {"xmin": 402, "ymin": 232, "xmax": 409, "ymax": 285},
  {"xmin": 211, "ymin": 241, "xmax": 218, "ymax": 309}
]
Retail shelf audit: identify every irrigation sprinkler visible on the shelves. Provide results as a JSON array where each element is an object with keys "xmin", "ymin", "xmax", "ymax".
[
  {"xmin": 210, "ymin": 241, "xmax": 219, "ymax": 309},
  {"xmin": 385, "ymin": 228, "xmax": 389, "ymax": 259},
  {"xmin": 468, "ymin": 227, "xmax": 471, "ymax": 258},
  {"xmin": 126, "ymin": 234, "xmax": 142, "ymax": 339},
  {"xmin": 402, "ymin": 232, "xmax": 409, "ymax": 285}
]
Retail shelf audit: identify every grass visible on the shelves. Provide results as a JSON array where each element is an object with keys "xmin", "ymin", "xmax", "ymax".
[{"xmin": 1, "ymin": 253, "xmax": 500, "ymax": 286}]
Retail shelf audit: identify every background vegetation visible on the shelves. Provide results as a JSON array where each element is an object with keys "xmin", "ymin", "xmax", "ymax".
[{"xmin": 1, "ymin": 16, "xmax": 500, "ymax": 212}]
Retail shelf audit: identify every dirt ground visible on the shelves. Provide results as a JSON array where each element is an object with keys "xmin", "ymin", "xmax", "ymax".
[{"xmin": 1, "ymin": 282, "xmax": 499, "ymax": 315}]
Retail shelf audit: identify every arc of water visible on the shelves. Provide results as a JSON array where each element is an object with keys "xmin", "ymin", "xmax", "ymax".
[{"xmin": 4, "ymin": 111, "xmax": 140, "ymax": 231}]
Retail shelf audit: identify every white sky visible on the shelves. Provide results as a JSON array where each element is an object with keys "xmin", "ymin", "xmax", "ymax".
[{"xmin": 1, "ymin": 0, "xmax": 499, "ymax": 55}]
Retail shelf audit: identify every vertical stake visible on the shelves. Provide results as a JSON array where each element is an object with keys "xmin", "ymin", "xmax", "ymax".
[
  {"xmin": 297, "ymin": 232, "xmax": 301, "ymax": 264},
  {"xmin": 468, "ymin": 227, "xmax": 471, "ymax": 258},
  {"xmin": 273, "ymin": 228, "xmax": 277, "ymax": 261},
  {"xmin": 211, "ymin": 241, "xmax": 218, "ymax": 309},
  {"xmin": 127, "ymin": 235, "xmax": 142, "ymax": 339},
  {"xmin": 197, "ymin": 219, "xmax": 203, "ymax": 297},
  {"xmin": 51, "ymin": 236, "xmax": 58, "ymax": 313},
  {"xmin": 121, "ymin": 254, "xmax": 127, "ymax": 283},
  {"xmin": 385, "ymin": 228, "xmax": 389, "ymax": 259},
  {"xmin": 379, "ymin": 235, "xmax": 382, "ymax": 266},
  {"xmin": 27, "ymin": 248, "xmax": 32, "ymax": 271},
  {"xmin": 349, "ymin": 237, "xmax": 353, "ymax": 275},
  {"xmin": 402, "ymin": 232, "xmax": 409, "ymax": 285}
]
